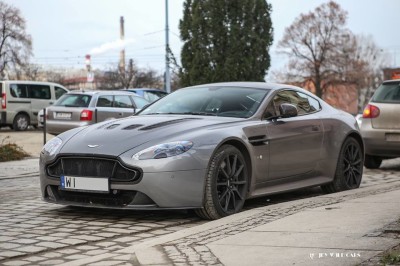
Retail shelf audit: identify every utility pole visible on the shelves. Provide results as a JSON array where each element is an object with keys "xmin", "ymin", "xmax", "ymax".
[{"xmin": 165, "ymin": 0, "xmax": 171, "ymax": 93}]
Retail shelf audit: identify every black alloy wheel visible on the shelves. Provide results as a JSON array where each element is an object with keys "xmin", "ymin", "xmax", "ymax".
[
  {"xmin": 195, "ymin": 145, "xmax": 248, "ymax": 220},
  {"xmin": 321, "ymin": 137, "xmax": 363, "ymax": 193}
]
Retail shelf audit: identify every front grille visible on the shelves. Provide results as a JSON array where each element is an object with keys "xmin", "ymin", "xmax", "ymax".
[{"xmin": 47, "ymin": 157, "xmax": 141, "ymax": 182}]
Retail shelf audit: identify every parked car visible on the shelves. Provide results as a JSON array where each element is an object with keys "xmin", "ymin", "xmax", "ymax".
[
  {"xmin": 45, "ymin": 90, "xmax": 149, "ymax": 135},
  {"xmin": 40, "ymin": 82, "xmax": 364, "ymax": 220},
  {"xmin": 122, "ymin": 88, "xmax": 168, "ymax": 102},
  {"xmin": 361, "ymin": 79, "xmax": 400, "ymax": 169},
  {"xmin": 0, "ymin": 80, "xmax": 68, "ymax": 130}
]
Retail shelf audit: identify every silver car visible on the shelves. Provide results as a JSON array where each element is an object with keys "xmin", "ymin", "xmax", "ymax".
[
  {"xmin": 40, "ymin": 82, "xmax": 364, "ymax": 220},
  {"xmin": 45, "ymin": 91, "xmax": 149, "ymax": 135},
  {"xmin": 361, "ymin": 79, "xmax": 400, "ymax": 168}
]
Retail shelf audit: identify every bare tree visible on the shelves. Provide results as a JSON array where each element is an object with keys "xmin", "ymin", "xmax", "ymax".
[
  {"xmin": 100, "ymin": 60, "xmax": 163, "ymax": 90},
  {"xmin": 277, "ymin": 1, "xmax": 350, "ymax": 98},
  {"xmin": 0, "ymin": 1, "xmax": 32, "ymax": 78}
]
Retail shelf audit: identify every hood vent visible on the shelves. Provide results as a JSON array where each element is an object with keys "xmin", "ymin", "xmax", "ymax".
[
  {"xmin": 105, "ymin": 124, "xmax": 120, "ymax": 130},
  {"xmin": 139, "ymin": 118, "xmax": 199, "ymax": 131},
  {"xmin": 122, "ymin": 124, "xmax": 143, "ymax": 130}
]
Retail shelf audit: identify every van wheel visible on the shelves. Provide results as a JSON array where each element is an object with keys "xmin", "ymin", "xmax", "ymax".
[{"xmin": 13, "ymin": 114, "xmax": 30, "ymax": 131}]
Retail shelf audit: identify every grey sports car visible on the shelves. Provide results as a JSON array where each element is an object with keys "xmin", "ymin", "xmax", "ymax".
[{"xmin": 39, "ymin": 82, "xmax": 364, "ymax": 220}]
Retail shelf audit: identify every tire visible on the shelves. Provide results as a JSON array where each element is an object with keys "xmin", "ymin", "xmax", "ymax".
[
  {"xmin": 195, "ymin": 145, "xmax": 248, "ymax": 220},
  {"xmin": 13, "ymin": 113, "xmax": 30, "ymax": 131},
  {"xmin": 364, "ymin": 155, "xmax": 382, "ymax": 169},
  {"xmin": 321, "ymin": 137, "xmax": 363, "ymax": 194}
]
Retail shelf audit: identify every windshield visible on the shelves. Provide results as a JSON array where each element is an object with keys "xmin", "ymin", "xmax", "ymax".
[
  {"xmin": 54, "ymin": 94, "xmax": 92, "ymax": 107},
  {"xmin": 372, "ymin": 82, "xmax": 400, "ymax": 103},
  {"xmin": 139, "ymin": 86, "xmax": 270, "ymax": 118}
]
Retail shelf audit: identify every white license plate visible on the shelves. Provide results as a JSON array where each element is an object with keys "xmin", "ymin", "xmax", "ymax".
[
  {"xmin": 55, "ymin": 112, "xmax": 72, "ymax": 119},
  {"xmin": 60, "ymin": 176, "xmax": 109, "ymax": 192},
  {"xmin": 386, "ymin": 134, "xmax": 400, "ymax": 142}
]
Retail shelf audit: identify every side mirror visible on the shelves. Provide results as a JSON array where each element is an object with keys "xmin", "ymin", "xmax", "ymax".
[{"xmin": 279, "ymin": 103, "xmax": 298, "ymax": 118}]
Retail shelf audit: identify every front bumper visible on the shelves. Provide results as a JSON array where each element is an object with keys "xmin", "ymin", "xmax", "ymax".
[{"xmin": 39, "ymin": 155, "xmax": 207, "ymax": 209}]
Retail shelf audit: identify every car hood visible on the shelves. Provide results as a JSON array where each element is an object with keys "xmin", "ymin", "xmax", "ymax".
[{"xmin": 59, "ymin": 115, "xmax": 241, "ymax": 156}]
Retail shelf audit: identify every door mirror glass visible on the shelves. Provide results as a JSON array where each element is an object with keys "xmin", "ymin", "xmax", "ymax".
[{"xmin": 279, "ymin": 103, "xmax": 298, "ymax": 118}]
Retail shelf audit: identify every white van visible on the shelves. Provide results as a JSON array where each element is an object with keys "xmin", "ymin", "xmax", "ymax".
[{"xmin": 0, "ymin": 80, "xmax": 69, "ymax": 130}]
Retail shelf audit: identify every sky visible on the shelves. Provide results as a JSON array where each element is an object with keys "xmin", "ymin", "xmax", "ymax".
[{"xmin": 4, "ymin": 0, "xmax": 400, "ymax": 80}]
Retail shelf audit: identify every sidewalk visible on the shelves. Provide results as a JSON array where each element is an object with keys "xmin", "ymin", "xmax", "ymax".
[
  {"xmin": 129, "ymin": 182, "xmax": 400, "ymax": 266},
  {"xmin": 0, "ymin": 157, "xmax": 39, "ymax": 179}
]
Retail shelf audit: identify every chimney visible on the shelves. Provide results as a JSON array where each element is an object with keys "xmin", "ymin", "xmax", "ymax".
[{"xmin": 119, "ymin": 16, "xmax": 126, "ymax": 73}]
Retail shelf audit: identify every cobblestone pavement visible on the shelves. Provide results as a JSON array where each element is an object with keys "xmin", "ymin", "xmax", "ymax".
[{"xmin": 0, "ymin": 159, "xmax": 399, "ymax": 265}]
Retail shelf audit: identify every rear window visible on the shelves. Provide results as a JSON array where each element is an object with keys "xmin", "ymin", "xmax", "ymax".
[
  {"xmin": 55, "ymin": 94, "xmax": 91, "ymax": 107},
  {"xmin": 372, "ymin": 82, "xmax": 400, "ymax": 103}
]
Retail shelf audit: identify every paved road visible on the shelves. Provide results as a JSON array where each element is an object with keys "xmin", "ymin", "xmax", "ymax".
[{"xmin": 0, "ymin": 159, "xmax": 399, "ymax": 265}]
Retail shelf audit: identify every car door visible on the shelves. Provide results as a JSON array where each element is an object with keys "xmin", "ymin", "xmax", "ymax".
[
  {"xmin": 264, "ymin": 90, "xmax": 323, "ymax": 181},
  {"xmin": 29, "ymin": 84, "xmax": 52, "ymax": 124},
  {"xmin": 114, "ymin": 95, "xmax": 135, "ymax": 117},
  {"xmin": 95, "ymin": 95, "xmax": 116, "ymax": 122}
]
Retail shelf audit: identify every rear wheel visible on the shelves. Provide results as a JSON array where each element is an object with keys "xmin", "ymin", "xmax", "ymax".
[
  {"xmin": 195, "ymin": 145, "xmax": 248, "ymax": 220},
  {"xmin": 13, "ymin": 114, "xmax": 30, "ymax": 131},
  {"xmin": 364, "ymin": 155, "xmax": 382, "ymax": 169},
  {"xmin": 321, "ymin": 137, "xmax": 363, "ymax": 194}
]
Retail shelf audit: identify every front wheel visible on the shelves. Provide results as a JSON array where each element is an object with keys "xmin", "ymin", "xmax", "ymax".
[
  {"xmin": 195, "ymin": 145, "xmax": 248, "ymax": 220},
  {"xmin": 13, "ymin": 114, "xmax": 30, "ymax": 131},
  {"xmin": 321, "ymin": 137, "xmax": 363, "ymax": 194}
]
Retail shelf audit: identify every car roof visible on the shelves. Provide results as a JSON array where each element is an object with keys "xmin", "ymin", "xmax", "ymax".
[
  {"xmin": 187, "ymin": 81, "xmax": 303, "ymax": 91},
  {"xmin": 124, "ymin": 88, "xmax": 167, "ymax": 93},
  {"xmin": 65, "ymin": 90, "xmax": 135, "ymax": 96},
  {"xmin": 0, "ymin": 80, "xmax": 65, "ymax": 86}
]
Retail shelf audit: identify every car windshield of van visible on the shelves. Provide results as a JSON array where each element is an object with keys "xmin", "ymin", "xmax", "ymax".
[
  {"xmin": 54, "ymin": 94, "xmax": 92, "ymax": 107},
  {"xmin": 372, "ymin": 82, "xmax": 400, "ymax": 103}
]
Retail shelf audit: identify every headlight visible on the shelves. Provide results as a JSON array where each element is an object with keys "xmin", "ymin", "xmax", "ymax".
[
  {"xmin": 42, "ymin": 137, "xmax": 62, "ymax": 156},
  {"xmin": 132, "ymin": 141, "xmax": 193, "ymax": 160}
]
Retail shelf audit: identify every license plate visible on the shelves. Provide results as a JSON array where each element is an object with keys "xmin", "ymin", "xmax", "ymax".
[
  {"xmin": 386, "ymin": 133, "xmax": 400, "ymax": 142},
  {"xmin": 60, "ymin": 176, "xmax": 109, "ymax": 192},
  {"xmin": 55, "ymin": 112, "xmax": 72, "ymax": 119}
]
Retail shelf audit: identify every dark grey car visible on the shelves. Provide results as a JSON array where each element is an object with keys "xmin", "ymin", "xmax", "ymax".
[
  {"xmin": 40, "ymin": 82, "xmax": 364, "ymax": 220},
  {"xmin": 45, "ymin": 90, "xmax": 149, "ymax": 135}
]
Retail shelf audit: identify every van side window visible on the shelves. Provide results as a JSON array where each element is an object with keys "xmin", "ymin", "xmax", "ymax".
[
  {"xmin": 10, "ymin": 84, "xmax": 29, "ymax": 98},
  {"xmin": 55, "ymin": 86, "xmax": 68, "ymax": 99},
  {"xmin": 29, "ymin": 85, "xmax": 51, "ymax": 99}
]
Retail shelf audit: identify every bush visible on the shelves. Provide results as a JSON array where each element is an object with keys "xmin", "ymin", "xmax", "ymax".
[{"xmin": 0, "ymin": 136, "xmax": 29, "ymax": 162}]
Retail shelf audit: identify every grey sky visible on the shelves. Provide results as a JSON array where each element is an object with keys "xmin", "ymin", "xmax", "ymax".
[{"xmin": 5, "ymin": 0, "xmax": 400, "ymax": 78}]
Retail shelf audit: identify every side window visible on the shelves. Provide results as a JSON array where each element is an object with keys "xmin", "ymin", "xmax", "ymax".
[
  {"xmin": 10, "ymin": 84, "xmax": 29, "ymax": 98},
  {"xmin": 55, "ymin": 87, "xmax": 68, "ymax": 99},
  {"xmin": 143, "ymin": 91, "xmax": 159, "ymax": 102},
  {"xmin": 96, "ymin": 95, "xmax": 113, "ymax": 107},
  {"xmin": 114, "ymin": 95, "xmax": 133, "ymax": 108},
  {"xmin": 29, "ymin": 85, "xmax": 51, "ymax": 99},
  {"xmin": 132, "ymin": 96, "xmax": 149, "ymax": 109},
  {"xmin": 264, "ymin": 90, "xmax": 321, "ymax": 119}
]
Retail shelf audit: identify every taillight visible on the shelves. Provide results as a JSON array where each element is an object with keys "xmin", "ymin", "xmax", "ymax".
[
  {"xmin": 80, "ymin": 109, "xmax": 93, "ymax": 121},
  {"xmin": 362, "ymin": 104, "xmax": 380, "ymax": 118},
  {"xmin": 1, "ymin": 93, "xmax": 6, "ymax": 109}
]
